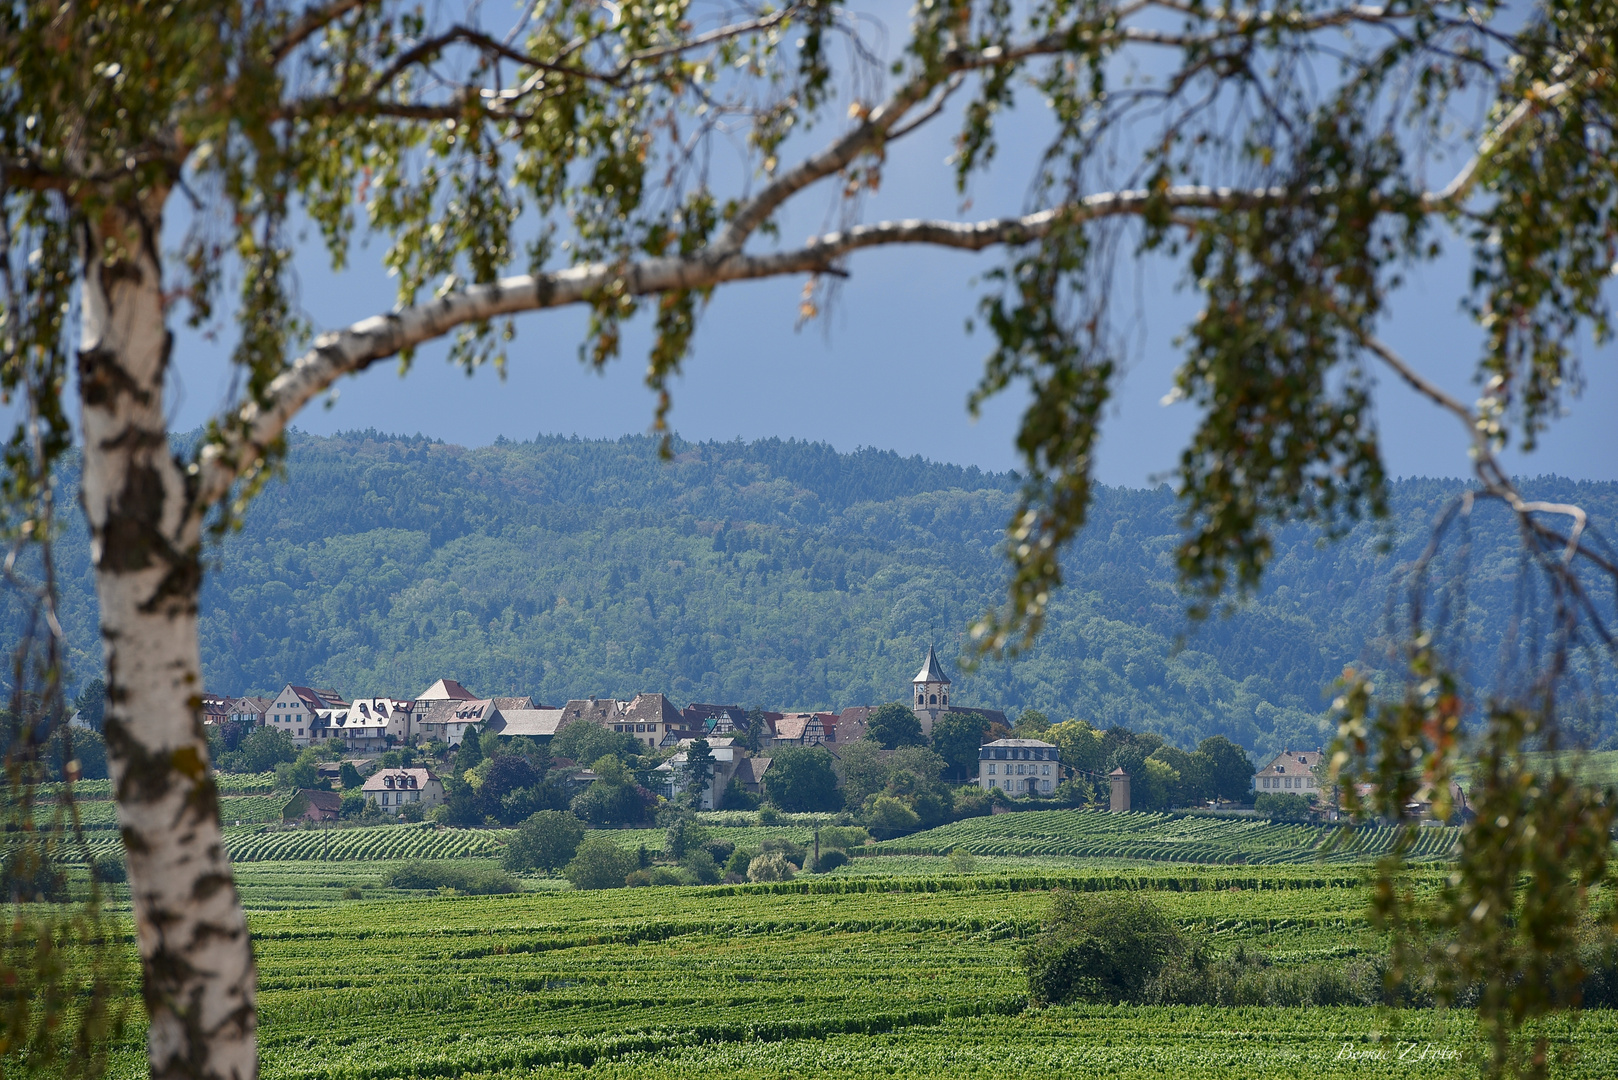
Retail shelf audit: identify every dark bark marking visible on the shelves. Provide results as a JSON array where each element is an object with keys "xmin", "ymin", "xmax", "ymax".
[
  {"xmin": 99, "ymin": 461, "xmax": 168, "ymax": 572},
  {"xmin": 189, "ymin": 873, "xmax": 235, "ymax": 903},
  {"xmin": 140, "ymin": 547, "xmax": 204, "ymax": 616},
  {"xmin": 77, "ymin": 345, "xmax": 155, "ymax": 408}
]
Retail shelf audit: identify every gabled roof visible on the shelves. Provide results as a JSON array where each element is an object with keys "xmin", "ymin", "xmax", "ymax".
[
  {"xmin": 983, "ymin": 738, "xmax": 1057, "ymax": 749},
  {"xmin": 624, "ymin": 693, "xmax": 683, "ymax": 726},
  {"xmin": 487, "ymin": 709, "xmax": 565, "ymax": 738},
  {"xmin": 913, "ymin": 646, "xmax": 952, "ymax": 685},
  {"xmin": 735, "ymin": 757, "xmax": 772, "ymax": 785},
  {"xmin": 417, "ymin": 678, "xmax": 477, "ymax": 701},
  {"xmin": 1258, "ymin": 749, "xmax": 1323, "ymax": 777},
  {"xmin": 286, "ymin": 685, "xmax": 332, "ymax": 713},
  {"xmin": 449, "ymin": 699, "xmax": 498, "ymax": 722},
  {"xmin": 773, "ymin": 713, "xmax": 828, "ymax": 741},
  {"xmin": 559, "ymin": 698, "xmax": 626, "ymax": 726},
  {"xmin": 684, "ymin": 703, "xmax": 745, "ymax": 725},
  {"xmin": 362, "ymin": 768, "xmax": 438, "ymax": 793}
]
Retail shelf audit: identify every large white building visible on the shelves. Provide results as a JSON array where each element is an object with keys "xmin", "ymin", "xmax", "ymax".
[
  {"xmin": 978, "ymin": 738, "xmax": 1060, "ymax": 795},
  {"xmin": 267, "ymin": 685, "xmax": 343, "ymax": 748},
  {"xmin": 361, "ymin": 768, "xmax": 444, "ymax": 813},
  {"xmin": 1253, "ymin": 749, "xmax": 1324, "ymax": 796}
]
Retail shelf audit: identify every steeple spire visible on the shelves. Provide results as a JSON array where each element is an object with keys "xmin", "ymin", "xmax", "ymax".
[
  {"xmin": 912, "ymin": 645, "xmax": 951, "ymax": 686},
  {"xmin": 911, "ymin": 645, "xmax": 952, "ymax": 736}
]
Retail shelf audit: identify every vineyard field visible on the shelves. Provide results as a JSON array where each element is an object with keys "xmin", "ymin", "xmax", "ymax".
[
  {"xmin": 97, "ymin": 874, "xmax": 1611, "ymax": 1079},
  {"xmin": 65, "ymin": 823, "xmax": 508, "ymax": 865},
  {"xmin": 865, "ymin": 810, "xmax": 1461, "ymax": 864}
]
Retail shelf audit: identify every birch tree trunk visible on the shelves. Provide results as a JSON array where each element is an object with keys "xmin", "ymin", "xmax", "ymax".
[{"xmin": 77, "ymin": 198, "xmax": 259, "ymax": 1080}]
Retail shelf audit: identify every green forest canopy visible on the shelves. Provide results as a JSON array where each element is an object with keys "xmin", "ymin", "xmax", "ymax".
[{"xmin": 27, "ymin": 430, "xmax": 1618, "ymax": 758}]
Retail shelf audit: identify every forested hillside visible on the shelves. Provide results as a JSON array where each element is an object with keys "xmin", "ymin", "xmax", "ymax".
[{"xmin": 27, "ymin": 431, "xmax": 1618, "ymax": 757}]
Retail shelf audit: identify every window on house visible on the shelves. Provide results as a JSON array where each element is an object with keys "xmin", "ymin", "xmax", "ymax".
[{"xmin": 988, "ymin": 765, "xmax": 996, "ymax": 775}]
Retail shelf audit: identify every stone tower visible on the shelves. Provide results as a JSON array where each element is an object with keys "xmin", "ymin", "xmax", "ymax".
[{"xmin": 911, "ymin": 645, "xmax": 952, "ymax": 736}]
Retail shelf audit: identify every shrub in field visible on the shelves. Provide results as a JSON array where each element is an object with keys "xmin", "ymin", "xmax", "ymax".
[
  {"xmin": 662, "ymin": 815, "xmax": 706, "ymax": 861},
  {"xmin": 1144, "ymin": 944, "xmax": 1393, "ymax": 1008},
  {"xmin": 382, "ymin": 861, "xmax": 519, "ymax": 895},
  {"xmin": 504, "ymin": 810, "xmax": 586, "ymax": 873},
  {"xmin": 809, "ymin": 849, "xmax": 848, "ymax": 873},
  {"xmin": 563, "ymin": 835, "xmax": 639, "ymax": 890},
  {"xmin": 760, "ymin": 836, "xmax": 807, "ymax": 867},
  {"xmin": 724, "ymin": 848, "xmax": 758, "ymax": 879},
  {"xmin": 948, "ymin": 848, "xmax": 977, "ymax": 874},
  {"xmin": 1254, "ymin": 793, "xmax": 1313, "ymax": 821},
  {"xmin": 1024, "ymin": 892, "xmax": 1182, "ymax": 1005},
  {"xmin": 818, "ymin": 826, "xmax": 868, "ymax": 852},
  {"xmin": 951, "ymin": 785, "xmax": 992, "ymax": 819},
  {"xmin": 747, "ymin": 852, "xmax": 794, "ymax": 883},
  {"xmin": 681, "ymin": 849, "xmax": 722, "ymax": 885},
  {"xmin": 864, "ymin": 795, "xmax": 922, "ymax": 840},
  {"xmin": 91, "ymin": 857, "xmax": 126, "ymax": 884}
]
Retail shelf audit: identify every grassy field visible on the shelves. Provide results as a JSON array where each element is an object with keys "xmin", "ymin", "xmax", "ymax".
[{"xmin": 89, "ymin": 866, "xmax": 1614, "ymax": 1080}]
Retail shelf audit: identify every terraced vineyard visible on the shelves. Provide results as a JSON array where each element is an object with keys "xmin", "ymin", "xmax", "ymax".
[
  {"xmin": 65, "ymin": 823, "xmax": 507, "ymax": 864},
  {"xmin": 94, "ymin": 873, "xmax": 1613, "ymax": 1080},
  {"xmin": 864, "ymin": 810, "xmax": 1461, "ymax": 864},
  {"xmin": 225, "ymin": 824, "xmax": 508, "ymax": 862}
]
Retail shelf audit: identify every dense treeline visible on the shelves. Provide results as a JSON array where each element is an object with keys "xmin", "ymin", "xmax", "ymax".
[{"xmin": 16, "ymin": 431, "xmax": 1616, "ymax": 758}]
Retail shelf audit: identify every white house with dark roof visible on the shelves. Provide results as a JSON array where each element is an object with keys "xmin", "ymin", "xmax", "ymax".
[
  {"xmin": 361, "ymin": 768, "xmax": 443, "ymax": 813},
  {"xmin": 978, "ymin": 738, "xmax": 1060, "ymax": 795},
  {"xmin": 1253, "ymin": 749, "xmax": 1324, "ymax": 797},
  {"xmin": 771, "ymin": 712, "xmax": 834, "ymax": 747},
  {"xmin": 226, "ymin": 695, "xmax": 271, "ymax": 727},
  {"xmin": 324, "ymin": 697, "xmax": 413, "ymax": 751},
  {"xmin": 267, "ymin": 685, "xmax": 342, "ymax": 748},
  {"xmin": 561, "ymin": 693, "xmax": 688, "ymax": 749}
]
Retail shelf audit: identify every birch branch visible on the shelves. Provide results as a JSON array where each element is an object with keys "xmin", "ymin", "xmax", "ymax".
[{"xmin": 191, "ymin": 183, "xmax": 1293, "ymax": 514}]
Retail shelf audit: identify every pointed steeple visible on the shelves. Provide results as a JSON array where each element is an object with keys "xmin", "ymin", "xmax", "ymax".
[{"xmin": 913, "ymin": 645, "xmax": 951, "ymax": 686}]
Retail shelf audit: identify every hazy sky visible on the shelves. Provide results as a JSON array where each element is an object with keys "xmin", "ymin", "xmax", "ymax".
[{"xmin": 154, "ymin": 6, "xmax": 1616, "ymax": 490}]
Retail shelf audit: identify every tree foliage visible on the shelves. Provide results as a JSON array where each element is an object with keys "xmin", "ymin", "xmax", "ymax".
[
  {"xmin": 862, "ymin": 703, "xmax": 926, "ymax": 749},
  {"xmin": 1024, "ymin": 893, "xmax": 1183, "ymax": 1006},
  {"xmin": 763, "ymin": 746, "xmax": 842, "ymax": 812},
  {"xmin": 503, "ymin": 810, "xmax": 585, "ymax": 873}
]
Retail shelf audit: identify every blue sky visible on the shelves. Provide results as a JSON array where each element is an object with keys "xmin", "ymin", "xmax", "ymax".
[{"xmin": 156, "ymin": 5, "xmax": 1617, "ymax": 489}]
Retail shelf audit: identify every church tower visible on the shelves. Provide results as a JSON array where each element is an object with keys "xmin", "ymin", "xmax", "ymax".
[{"xmin": 911, "ymin": 645, "xmax": 952, "ymax": 736}]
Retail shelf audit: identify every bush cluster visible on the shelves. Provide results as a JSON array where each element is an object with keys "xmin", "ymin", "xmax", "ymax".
[{"xmin": 382, "ymin": 860, "xmax": 520, "ymax": 895}]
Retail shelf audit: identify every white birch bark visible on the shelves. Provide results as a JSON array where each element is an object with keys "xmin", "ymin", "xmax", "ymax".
[{"xmin": 78, "ymin": 199, "xmax": 258, "ymax": 1080}]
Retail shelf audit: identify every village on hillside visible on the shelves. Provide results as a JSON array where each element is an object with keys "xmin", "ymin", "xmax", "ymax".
[{"xmin": 170, "ymin": 645, "xmax": 1405, "ymax": 831}]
